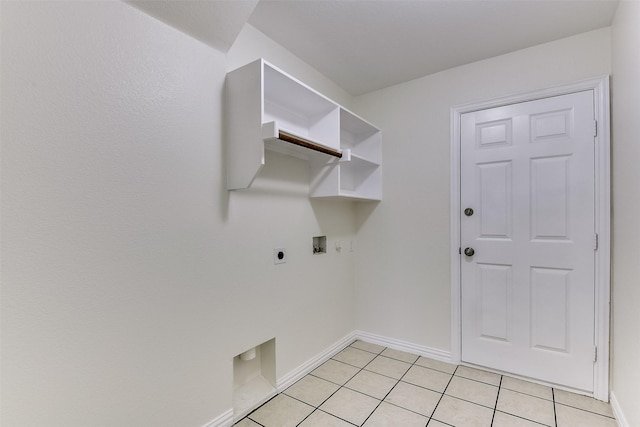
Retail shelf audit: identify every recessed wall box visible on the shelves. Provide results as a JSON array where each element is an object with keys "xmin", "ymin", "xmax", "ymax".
[{"xmin": 313, "ymin": 236, "xmax": 327, "ymax": 254}]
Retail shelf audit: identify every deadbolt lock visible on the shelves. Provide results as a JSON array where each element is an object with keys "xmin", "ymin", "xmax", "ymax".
[{"xmin": 464, "ymin": 208, "xmax": 474, "ymax": 217}]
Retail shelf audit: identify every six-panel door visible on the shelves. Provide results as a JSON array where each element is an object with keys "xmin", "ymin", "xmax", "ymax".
[{"xmin": 460, "ymin": 90, "xmax": 596, "ymax": 392}]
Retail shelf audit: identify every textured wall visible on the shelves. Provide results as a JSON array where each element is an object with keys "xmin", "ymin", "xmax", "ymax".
[
  {"xmin": 1, "ymin": 2, "xmax": 356, "ymax": 426},
  {"xmin": 611, "ymin": 1, "xmax": 640, "ymax": 425},
  {"xmin": 352, "ymin": 28, "xmax": 612, "ymax": 352}
]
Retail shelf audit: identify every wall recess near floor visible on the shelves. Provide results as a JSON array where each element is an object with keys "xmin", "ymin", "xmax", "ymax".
[{"xmin": 233, "ymin": 338, "xmax": 276, "ymax": 421}]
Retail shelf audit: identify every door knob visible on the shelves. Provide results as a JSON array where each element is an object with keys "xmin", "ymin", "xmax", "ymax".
[{"xmin": 464, "ymin": 247, "xmax": 475, "ymax": 256}]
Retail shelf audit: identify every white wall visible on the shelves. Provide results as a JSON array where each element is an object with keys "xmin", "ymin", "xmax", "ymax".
[
  {"xmin": 352, "ymin": 28, "xmax": 612, "ymax": 352},
  {"xmin": 1, "ymin": 2, "xmax": 356, "ymax": 426},
  {"xmin": 610, "ymin": 2, "xmax": 640, "ymax": 425}
]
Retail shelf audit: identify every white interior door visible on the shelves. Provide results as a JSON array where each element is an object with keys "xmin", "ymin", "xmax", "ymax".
[{"xmin": 460, "ymin": 90, "xmax": 596, "ymax": 392}]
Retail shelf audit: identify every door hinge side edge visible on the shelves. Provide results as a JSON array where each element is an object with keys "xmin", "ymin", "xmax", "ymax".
[
  {"xmin": 593, "ymin": 345, "xmax": 598, "ymax": 363},
  {"xmin": 594, "ymin": 233, "xmax": 599, "ymax": 251},
  {"xmin": 594, "ymin": 120, "xmax": 598, "ymax": 138}
]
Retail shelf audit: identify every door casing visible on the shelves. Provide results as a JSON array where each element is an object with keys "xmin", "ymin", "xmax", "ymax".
[{"xmin": 450, "ymin": 76, "xmax": 610, "ymax": 400}]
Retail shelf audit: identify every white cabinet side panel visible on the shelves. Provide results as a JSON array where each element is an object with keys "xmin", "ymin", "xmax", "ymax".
[{"xmin": 226, "ymin": 60, "xmax": 264, "ymax": 190}]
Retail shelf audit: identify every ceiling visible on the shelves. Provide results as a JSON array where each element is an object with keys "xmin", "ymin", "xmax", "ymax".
[
  {"xmin": 128, "ymin": 0, "xmax": 619, "ymax": 96},
  {"xmin": 125, "ymin": 0, "xmax": 259, "ymax": 52}
]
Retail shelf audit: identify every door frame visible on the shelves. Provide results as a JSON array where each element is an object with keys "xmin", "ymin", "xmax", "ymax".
[{"xmin": 449, "ymin": 76, "xmax": 611, "ymax": 400}]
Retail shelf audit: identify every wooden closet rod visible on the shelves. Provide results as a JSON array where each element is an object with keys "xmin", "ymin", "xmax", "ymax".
[{"xmin": 278, "ymin": 131, "xmax": 343, "ymax": 158}]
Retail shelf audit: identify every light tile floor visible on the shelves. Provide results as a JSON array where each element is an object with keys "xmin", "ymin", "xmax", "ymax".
[{"xmin": 236, "ymin": 340, "xmax": 618, "ymax": 427}]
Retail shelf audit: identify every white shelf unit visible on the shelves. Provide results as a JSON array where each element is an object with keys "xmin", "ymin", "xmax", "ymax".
[
  {"xmin": 226, "ymin": 58, "xmax": 381, "ymax": 201},
  {"xmin": 310, "ymin": 109, "xmax": 382, "ymax": 200}
]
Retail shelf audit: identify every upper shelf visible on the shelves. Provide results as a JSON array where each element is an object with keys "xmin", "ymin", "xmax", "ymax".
[{"xmin": 225, "ymin": 59, "xmax": 382, "ymax": 201}]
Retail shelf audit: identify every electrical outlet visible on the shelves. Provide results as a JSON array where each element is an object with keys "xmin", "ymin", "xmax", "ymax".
[{"xmin": 274, "ymin": 248, "xmax": 286, "ymax": 264}]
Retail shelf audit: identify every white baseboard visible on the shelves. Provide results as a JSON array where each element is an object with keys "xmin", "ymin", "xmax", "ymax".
[
  {"xmin": 201, "ymin": 408, "xmax": 233, "ymax": 427},
  {"xmin": 610, "ymin": 391, "xmax": 628, "ymax": 427},
  {"xmin": 276, "ymin": 330, "xmax": 357, "ymax": 391},
  {"xmin": 203, "ymin": 330, "xmax": 450, "ymax": 427},
  {"xmin": 355, "ymin": 330, "xmax": 452, "ymax": 362}
]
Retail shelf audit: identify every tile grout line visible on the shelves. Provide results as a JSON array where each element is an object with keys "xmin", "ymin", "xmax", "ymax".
[
  {"xmin": 259, "ymin": 341, "xmax": 371, "ymax": 427},
  {"xmin": 553, "ymin": 400, "xmax": 618, "ymax": 419},
  {"xmin": 245, "ymin": 394, "xmax": 279, "ymax": 426},
  {"xmin": 349, "ymin": 344, "xmax": 408, "ymax": 426},
  {"xmin": 241, "ymin": 341, "xmax": 614, "ymax": 427},
  {"xmin": 361, "ymin": 350, "xmax": 427, "ymax": 425},
  {"xmin": 301, "ymin": 341, "xmax": 391, "ymax": 427},
  {"xmin": 493, "ymin": 411, "xmax": 553, "ymax": 427},
  {"xmin": 552, "ymin": 388, "xmax": 558, "ymax": 427},
  {"xmin": 490, "ymin": 375, "xmax": 503, "ymax": 427},
  {"xmin": 303, "ymin": 408, "xmax": 359, "ymax": 427},
  {"xmin": 397, "ymin": 353, "xmax": 445, "ymax": 426},
  {"xmin": 373, "ymin": 352, "xmax": 456, "ymax": 420},
  {"xmin": 304, "ymin": 350, "xmax": 516, "ymax": 425},
  {"xmin": 349, "ymin": 343, "xmax": 449, "ymax": 425},
  {"xmin": 491, "ymin": 387, "xmax": 563, "ymax": 427},
  {"xmin": 425, "ymin": 363, "xmax": 459, "ymax": 425},
  {"xmin": 500, "ymin": 387, "xmax": 554, "ymax": 402},
  {"xmin": 292, "ymin": 343, "xmax": 375, "ymax": 427},
  {"xmin": 347, "ymin": 348, "xmax": 388, "ymax": 426}
]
